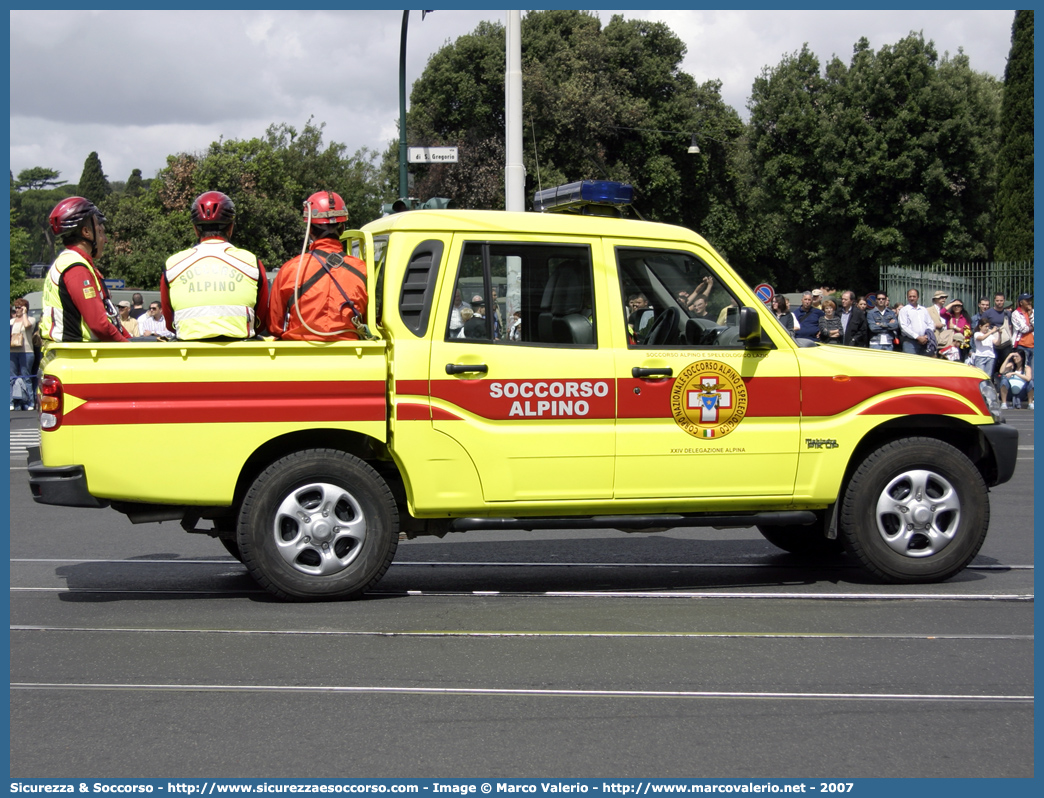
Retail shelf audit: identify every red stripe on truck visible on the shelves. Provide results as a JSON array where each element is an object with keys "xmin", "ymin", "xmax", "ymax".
[{"xmin": 60, "ymin": 381, "xmax": 387, "ymax": 426}]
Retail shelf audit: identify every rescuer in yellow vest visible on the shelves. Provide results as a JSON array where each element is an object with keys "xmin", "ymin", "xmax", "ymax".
[
  {"xmin": 40, "ymin": 197, "xmax": 130, "ymax": 343},
  {"xmin": 160, "ymin": 191, "xmax": 270, "ymax": 340}
]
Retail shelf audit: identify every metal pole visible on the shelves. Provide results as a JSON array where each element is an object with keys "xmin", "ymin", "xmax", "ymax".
[
  {"xmin": 398, "ymin": 10, "xmax": 409, "ymax": 202},
  {"xmin": 504, "ymin": 10, "xmax": 524, "ymax": 212}
]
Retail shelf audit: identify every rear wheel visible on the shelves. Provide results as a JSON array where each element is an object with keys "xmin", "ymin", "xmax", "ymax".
[
  {"xmin": 213, "ymin": 517, "xmax": 242, "ymax": 561},
  {"xmin": 218, "ymin": 537, "xmax": 243, "ymax": 562},
  {"xmin": 840, "ymin": 438, "xmax": 988, "ymax": 583},
  {"xmin": 237, "ymin": 449, "xmax": 399, "ymax": 600}
]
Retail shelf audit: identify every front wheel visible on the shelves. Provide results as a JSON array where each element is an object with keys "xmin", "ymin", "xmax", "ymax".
[
  {"xmin": 840, "ymin": 438, "xmax": 989, "ymax": 583},
  {"xmin": 237, "ymin": 449, "xmax": 399, "ymax": 600}
]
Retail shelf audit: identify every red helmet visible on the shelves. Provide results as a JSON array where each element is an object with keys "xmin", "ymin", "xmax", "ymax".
[
  {"xmin": 304, "ymin": 191, "xmax": 348, "ymax": 225},
  {"xmin": 190, "ymin": 191, "xmax": 236, "ymax": 225},
  {"xmin": 49, "ymin": 197, "xmax": 105, "ymax": 237}
]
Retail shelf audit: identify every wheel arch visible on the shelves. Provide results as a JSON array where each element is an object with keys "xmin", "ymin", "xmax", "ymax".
[
  {"xmin": 229, "ymin": 429, "xmax": 401, "ymax": 521},
  {"xmin": 842, "ymin": 415, "xmax": 999, "ymax": 501}
]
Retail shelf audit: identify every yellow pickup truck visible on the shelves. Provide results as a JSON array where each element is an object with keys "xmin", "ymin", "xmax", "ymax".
[{"xmin": 28, "ymin": 189, "xmax": 1018, "ymax": 599}]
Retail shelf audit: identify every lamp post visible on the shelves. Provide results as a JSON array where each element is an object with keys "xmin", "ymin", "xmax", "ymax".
[
  {"xmin": 504, "ymin": 10, "xmax": 524, "ymax": 212},
  {"xmin": 398, "ymin": 11, "xmax": 410, "ymax": 202},
  {"xmin": 399, "ymin": 10, "xmax": 434, "ymax": 203},
  {"xmin": 612, "ymin": 125, "xmax": 711, "ymax": 153}
]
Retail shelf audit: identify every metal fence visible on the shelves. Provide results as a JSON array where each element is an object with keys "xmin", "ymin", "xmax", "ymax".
[{"xmin": 880, "ymin": 261, "xmax": 1035, "ymax": 307}]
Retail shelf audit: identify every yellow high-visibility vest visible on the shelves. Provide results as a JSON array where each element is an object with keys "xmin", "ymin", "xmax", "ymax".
[
  {"xmin": 165, "ymin": 240, "xmax": 261, "ymax": 340},
  {"xmin": 40, "ymin": 249, "xmax": 116, "ymax": 342}
]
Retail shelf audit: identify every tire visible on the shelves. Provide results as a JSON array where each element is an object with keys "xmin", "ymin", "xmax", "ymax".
[
  {"xmin": 840, "ymin": 438, "xmax": 989, "ymax": 583},
  {"xmin": 213, "ymin": 517, "xmax": 242, "ymax": 561},
  {"xmin": 218, "ymin": 536, "xmax": 243, "ymax": 562},
  {"xmin": 757, "ymin": 518, "xmax": 843, "ymax": 556},
  {"xmin": 237, "ymin": 449, "xmax": 399, "ymax": 600}
]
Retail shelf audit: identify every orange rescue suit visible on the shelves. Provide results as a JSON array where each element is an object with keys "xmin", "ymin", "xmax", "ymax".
[{"xmin": 267, "ymin": 238, "xmax": 368, "ymax": 341}]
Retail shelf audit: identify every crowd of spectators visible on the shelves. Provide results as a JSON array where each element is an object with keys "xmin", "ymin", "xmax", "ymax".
[{"xmin": 774, "ymin": 286, "xmax": 1034, "ymax": 409}]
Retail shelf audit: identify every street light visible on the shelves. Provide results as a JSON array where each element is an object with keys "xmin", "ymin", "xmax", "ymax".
[
  {"xmin": 398, "ymin": 10, "xmax": 434, "ymax": 202},
  {"xmin": 613, "ymin": 126, "xmax": 713, "ymax": 154}
]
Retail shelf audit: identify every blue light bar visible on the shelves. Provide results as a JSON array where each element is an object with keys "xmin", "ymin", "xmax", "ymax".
[{"xmin": 533, "ymin": 180, "xmax": 634, "ymax": 213}]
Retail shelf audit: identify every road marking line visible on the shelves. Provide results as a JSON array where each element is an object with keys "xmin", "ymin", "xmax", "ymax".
[
  {"xmin": 391, "ymin": 590, "xmax": 1035, "ymax": 601},
  {"xmin": 9, "ymin": 587, "xmax": 265, "ymax": 595},
  {"xmin": 464, "ymin": 591, "xmax": 1035, "ymax": 601},
  {"xmin": 8, "ymin": 586, "xmax": 1034, "ymax": 601},
  {"xmin": 8, "ymin": 558, "xmax": 1035, "ymax": 570},
  {"xmin": 9, "ymin": 625, "xmax": 1033, "ymax": 641},
  {"xmin": 9, "ymin": 682, "xmax": 1034, "ymax": 702}
]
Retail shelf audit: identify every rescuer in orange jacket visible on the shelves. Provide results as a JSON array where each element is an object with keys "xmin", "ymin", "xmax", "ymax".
[{"xmin": 267, "ymin": 191, "xmax": 368, "ymax": 341}]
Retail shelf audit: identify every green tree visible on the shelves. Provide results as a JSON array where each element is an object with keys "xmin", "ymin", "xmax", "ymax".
[
  {"xmin": 993, "ymin": 10, "xmax": 1034, "ymax": 261},
  {"xmin": 400, "ymin": 11, "xmax": 749, "ymax": 268},
  {"xmin": 101, "ymin": 169, "xmax": 188, "ymax": 289},
  {"xmin": 264, "ymin": 120, "xmax": 383, "ymax": 231},
  {"xmin": 747, "ymin": 44, "xmax": 828, "ymax": 290},
  {"xmin": 10, "ymin": 177, "xmax": 77, "ymax": 265},
  {"xmin": 100, "ymin": 121, "xmax": 382, "ymax": 289},
  {"xmin": 77, "ymin": 151, "xmax": 111, "ymax": 205},
  {"xmin": 748, "ymin": 34, "xmax": 1001, "ymax": 293},
  {"xmin": 403, "ymin": 18, "xmax": 508, "ymax": 208},
  {"xmin": 125, "ymin": 168, "xmax": 144, "ymax": 198},
  {"xmin": 15, "ymin": 167, "xmax": 65, "ymax": 191},
  {"xmin": 10, "ymin": 208, "xmax": 35, "ymax": 302}
]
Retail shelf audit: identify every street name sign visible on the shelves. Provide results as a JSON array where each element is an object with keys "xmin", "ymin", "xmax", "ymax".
[{"xmin": 408, "ymin": 147, "xmax": 459, "ymax": 164}]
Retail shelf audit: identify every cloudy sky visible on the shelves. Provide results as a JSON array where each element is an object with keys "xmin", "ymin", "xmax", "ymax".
[{"xmin": 9, "ymin": 9, "xmax": 1016, "ymax": 190}]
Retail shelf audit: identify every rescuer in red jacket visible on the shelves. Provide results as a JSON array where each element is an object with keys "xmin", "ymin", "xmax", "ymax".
[
  {"xmin": 267, "ymin": 191, "xmax": 368, "ymax": 341},
  {"xmin": 40, "ymin": 197, "xmax": 130, "ymax": 343}
]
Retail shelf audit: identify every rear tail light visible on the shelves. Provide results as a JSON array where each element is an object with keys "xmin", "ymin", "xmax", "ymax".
[{"xmin": 39, "ymin": 375, "xmax": 64, "ymax": 430}]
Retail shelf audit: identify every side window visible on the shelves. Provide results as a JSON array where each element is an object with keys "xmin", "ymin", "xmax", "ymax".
[
  {"xmin": 445, "ymin": 242, "xmax": 595, "ymax": 347},
  {"xmin": 617, "ymin": 247, "xmax": 743, "ymax": 348},
  {"xmin": 398, "ymin": 239, "xmax": 444, "ymax": 337}
]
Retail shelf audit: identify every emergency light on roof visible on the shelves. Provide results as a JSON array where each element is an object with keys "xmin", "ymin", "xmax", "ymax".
[{"xmin": 533, "ymin": 180, "xmax": 634, "ymax": 215}]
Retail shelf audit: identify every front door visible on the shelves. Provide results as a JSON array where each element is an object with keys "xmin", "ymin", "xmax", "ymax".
[{"xmin": 609, "ymin": 243, "xmax": 801, "ymax": 502}]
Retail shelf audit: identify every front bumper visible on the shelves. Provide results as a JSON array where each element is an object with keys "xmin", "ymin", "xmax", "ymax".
[
  {"xmin": 980, "ymin": 423, "xmax": 1019, "ymax": 486},
  {"xmin": 26, "ymin": 446, "xmax": 109, "ymax": 508}
]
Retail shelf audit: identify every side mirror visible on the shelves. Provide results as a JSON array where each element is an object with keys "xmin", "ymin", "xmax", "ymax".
[{"xmin": 739, "ymin": 307, "xmax": 768, "ymax": 349}]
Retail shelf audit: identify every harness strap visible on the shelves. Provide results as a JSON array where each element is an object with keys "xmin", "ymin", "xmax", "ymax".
[{"xmin": 283, "ymin": 249, "xmax": 365, "ymax": 331}]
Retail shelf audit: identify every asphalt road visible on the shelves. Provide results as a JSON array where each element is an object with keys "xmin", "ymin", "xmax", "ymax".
[{"xmin": 9, "ymin": 411, "xmax": 1034, "ymax": 778}]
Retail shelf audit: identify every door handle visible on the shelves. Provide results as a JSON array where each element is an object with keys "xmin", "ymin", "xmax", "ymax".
[
  {"xmin": 446, "ymin": 363, "xmax": 489, "ymax": 375},
  {"xmin": 632, "ymin": 367, "xmax": 673, "ymax": 379}
]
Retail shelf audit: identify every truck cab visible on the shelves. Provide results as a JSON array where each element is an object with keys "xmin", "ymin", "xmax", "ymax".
[{"xmin": 29, "ymin": 195, "xmax": 1018, "ymax": 599}]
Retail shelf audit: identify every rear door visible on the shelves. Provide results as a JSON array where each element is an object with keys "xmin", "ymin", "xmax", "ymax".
[{"xmin": 428, "ymin": 236, "xmax": 617, "ymax": 502}]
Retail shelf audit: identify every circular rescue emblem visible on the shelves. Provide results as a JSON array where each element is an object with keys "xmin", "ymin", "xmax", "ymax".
[{"xmin": 670, "ymin": 360, "xmax": 748, "ymax": 439}]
